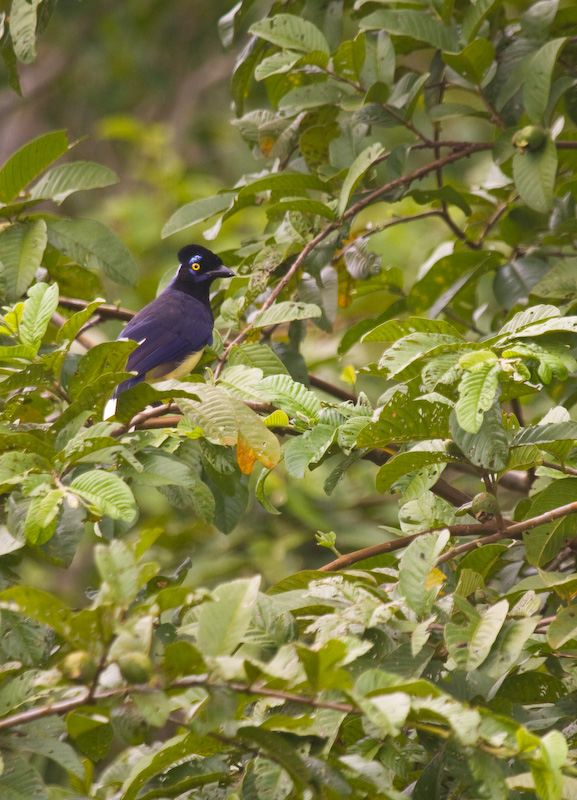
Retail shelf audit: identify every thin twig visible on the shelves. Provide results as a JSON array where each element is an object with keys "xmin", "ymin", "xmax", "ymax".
[
  {"xmin": 214, "ymin": 142, "xmax": 494, "ymax": 379},
  {"xmin": 437, "ymin": 500, "xmax": 577, "ymax": 565},
  {"xmin": 319, "ymin": 521, "xmax": 500, "ymax": 572},
  {"xmin": 58, "ymin": 297, "xmax": 135, "ymax": 321},
  {"xmin": 308, "ymin": 373, "xmax": 357, "ymax": 402}
]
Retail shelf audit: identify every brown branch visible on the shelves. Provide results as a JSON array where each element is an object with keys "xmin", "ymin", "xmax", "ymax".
[
  {"xmin": 214, "ymin": 222, "xmax": 340, "ymax": 378},
  {"xmin": 214, "ymin": 142, "xmax": 494, "ymax": 379},
  {"xmin": 335, "ymin": 210, "xmax": 443, "ymax": 261},
  {"xmin": 308, "ymin": 374, "xmax": 357, "ymax": 402},
  {"xmin": 178, "ymin": 677, "xmax": 355, "ymax": 713},
  {"xmin": 0, "ymin": 686, "xmax": 130, "ymax": 731},
  {"xmin": 111, "ymin": 402, "xmax": 179, "ymax": 437},
  {"xmin": 344, "ymin": 142, "xmax": 493, "ymax": 220},
  {"xmin": 475, "ymin": 84, "xmax": 506, "ymax": 131},
  {"xmin": 437, "ymin": 500, "xmax": 577, "ymax": 565},
  {"xmin": 58, "ymin": 297, "xmax": 135, "ymax": 321},
  {"xmin": 542, "ymin": 461, "xmax": 577, "ymax": 478},
  {"xmin": 322, "ymin": 497, "xmax": 577, "ymax": 573},
  {"xmin": 319, "ymin": 521, "xmax": 499, "ymax": 572},
  {"xmin": 475, "ymin": 201, "xmax": 508, "ymax": 245}
]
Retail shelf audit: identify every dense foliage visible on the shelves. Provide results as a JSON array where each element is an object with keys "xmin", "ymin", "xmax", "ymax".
[{"xmin": 2, "ymin": 0, "xmax": 577, "ymax": 798}]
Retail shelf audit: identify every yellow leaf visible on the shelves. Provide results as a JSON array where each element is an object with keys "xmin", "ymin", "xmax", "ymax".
[
  {"xmin": 340, "ymin": 365, "xmax": 357, "ymax": 386},
  {"xmin": 237, "ymin": 437, "xmax": 256, "ymax": 475},
  {"xmin": 426, "ymin": 568, "xmax": 447, "ymax": 590}
]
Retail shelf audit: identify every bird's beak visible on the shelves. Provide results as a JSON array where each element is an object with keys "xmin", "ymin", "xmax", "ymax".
[{"xmin": 209, "ymin": 265, "xmax": 235, "ymax": 280}]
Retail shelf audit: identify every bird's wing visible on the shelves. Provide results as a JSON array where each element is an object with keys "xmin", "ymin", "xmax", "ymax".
[{"xmin": 116, "ymin": 291, "xmax": 214, "ymax": 389}]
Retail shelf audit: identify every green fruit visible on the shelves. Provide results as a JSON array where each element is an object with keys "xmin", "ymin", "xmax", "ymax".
[
  {"xmin": 117, "ymin": 652, "xmax": 153, "ymax": 684},
  {"xmin": 471, "ymin": 491, "xmax": 500, "ymax": 521},
  {"xmin": 512, "ymin": 126, "xmax": 547, "ymax": 153},
  {"xmin": 61, "ymin": 651, "xmax": 99, "ymax": 683}
]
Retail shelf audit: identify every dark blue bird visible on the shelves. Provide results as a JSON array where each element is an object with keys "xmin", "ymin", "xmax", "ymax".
[{"xmin": 105, "ymin": 244, "xmax": 234, "ymax": 416}]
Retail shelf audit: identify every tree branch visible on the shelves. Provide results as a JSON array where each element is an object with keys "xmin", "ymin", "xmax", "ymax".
[
  {"xmin": 58, "ymin": 297, "xmax": 135, "ymax": 321},
  {"xmin": 319, "ymin": 521, "xmax": 500, "ymax": 571},
  {"xmin": 437, "ymin": 500, "xmax": 577, "ymax": 564}
]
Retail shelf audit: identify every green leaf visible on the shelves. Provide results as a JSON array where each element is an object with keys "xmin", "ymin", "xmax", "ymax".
[
  {"xmin": 378, "ymin": 332, "xmax": 465, "ymax": 380},
  {"xmin": 450, "ymin": 404, "xmax": 509, "ymax": 471},
  {"xmin": 252, "ymin": 300, "xmax": 322, "ymax": 328},
  {"xmin": 496, "ymin": 671, "xmax": 565, "ymax": 703},
  {"xmin": 94, "ymin": 540, "xmax": 138, "ymax": 605},
  {"xmin": 0, "ymin": 752, "xmax": 49, "ymax": 800},
  {"xmin": 523, "ymin": 477, "xmax": 577, "ymax": 567},
  {"xmin": 67, "ymin": 711, "xmax": 113, "ymax": 761},
  {"xmin": 496, "ymin": 303, "xmax": 560, "ymax": 337},
  {"xmin": 408, "ymin": 251, "xmax": 501, "ymax": 313},
  {"xmin": 548, "ymin": 605, "xmax": 577, "ymax": 649},
  {"xmin": 455, "ymin": 361, "xmax": 501, "ymax": 434},
  {"xmin": 481, "ymin": 617, "xmax": 539, "ymax": 680},
  {"xmin": 461, "ymin": 0, "xmax": 500, "ymax": 45},
  {"xmin": 0, "ymin": 130, "xmax": 68, "ymax": 203},
  {"xmin": 254, "ymin": 50, "xmax": 301, "ymax": 80},
  {"xmin": 24, "ymin": 489, "xmax": 63, "ymax": 544},
  {"xmin": 409, "ymin": 185, "xmax": 473, "ymax": 215},
  {"xmin": 206, "ymin": 468, "xmax": 248, "ymax": 534},
  {"xmin": 279, "ymin": 81, "xmax": 344, "ymax": 110},
  {"xmin": 493, "ymin": 255, "xmax": 548, "ymax": 309},
  {"xmin": 399, "ymin": 529, "xmax": 450, "ymax": 616},
  {"xmin": 178, "ymin": 384, "xmax": 238, "ymax": 445},
  {"xmin": 45, "ymin": 217, "xmax": 138, "ymax": 285},
  {"xmin": 68, "ymin": 340, "xmax": 138, "ymax": 399},
  {"xmin": 18, "ymin": 281, "xmax": 59, "ymax": 349},
  {"xmin": 512, "ymin": 422, "xmax": 577, "ymax": 447},
  {"xmin": 443, "ymin": 39, "xmax": 494, "ymax": 84},
  {"xmin": 229, "ymin": 343, "xmax": 289, "ymax": 376},
  {"xmin": 161, "ymin": 192, "xmax": 235, "ymax": 238},
  {"xmin": 70, "ymin": 470, "xmax": 136, "ymax": 522},
  {"xmin": 0, "ymin": 585, "xmax": 102, "ymax": 649},
  {"xmin": 196, "ymin": 576, "xmax": 260, "ymax": 656},
  {"xmin": 28, "ymin": 160, "xmax": 118, "ymax": 204},
  {"xmin": 0, "ymin": 218, "xmax": 47, "ymax": 301},
  {"xmin": 249, "ymin": 14, "xmax": 330, "ymax": 55},
  {"xmin": 376, "ymin": 449, "xmax": 459, "ymax": 494},
  {"xmin": 120, "ymin": 733, "xmax": 226, "ymax": 800},
  {"xmin": 468, "ymin": 599, "xmax": 509, "ymax": 671},
  {"xmin": 256, "ymin": 374, "xmax": 321, "ymax": 421},
  {"xmin": 532, "ymin": 258, "xmax": 577, "ymax": 300},
  {"xmin": 523, "ymin": 38, "xmax": 566, "ymax": 123},
  {"xmin": 338, "ymin": 142, "xmax": 384, "ymax": 217},
  {"xmin": 238, "ymin": 172, "xmax": 327, "ymax": 198},
  {"xmin": 359, "ymin": 9, "xmax": 459, "ymax": 53},
  {"xmin": 237, "ymin": 727, "xmax": 311, "ymax": 790},
  {"xmin": 56, "ymin": 298, "xmax": 106, "ymax": 344},
  {"xmin": 359, "ymin": 399, "xmax": 452, "ymax": 448},
  {"xmin": 267, "ymin": 198, "xmax": 335, "ymax": 219},
  {"xmin": 9, "ymin": 0, "xmax": 42, "ymax": 63},
  {"xmin": 362, "ymin": 316, "xmax": 462, "ymax": 344},
  {"xmin": 283, "ymin": 424, "xmax": 336, "ymax": 478},
  {"xmin": 512, "ymin": 134, "xmax": 557, "ymax": 214},
  {"xmin": 125, "ymin": 449, "xmax": 200, "ymax": 487},
  {"xmin": 17, "ymin": 733, "xmax": 85, "ymax": 780}
]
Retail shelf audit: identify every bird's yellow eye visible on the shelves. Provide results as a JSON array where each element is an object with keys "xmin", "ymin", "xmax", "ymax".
[{"xmin": 191, "ymin": 262, "xmax": 201, "ymax": 271}]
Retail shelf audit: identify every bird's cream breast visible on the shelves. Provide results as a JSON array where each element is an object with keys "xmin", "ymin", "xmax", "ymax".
[{"xmin": 147, "ymin": 349, "xmax": 205, "ymax": 382}]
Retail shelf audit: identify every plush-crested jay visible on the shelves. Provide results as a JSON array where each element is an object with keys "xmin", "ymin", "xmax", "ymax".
[{"xmin": 105, "ymin": 244, "xmax": 234, "ymax": 416}]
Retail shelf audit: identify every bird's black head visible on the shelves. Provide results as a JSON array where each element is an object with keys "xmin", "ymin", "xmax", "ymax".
[{"xmin": 176, "ymin": 244, "xmax": 234, "ymax": 284}]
